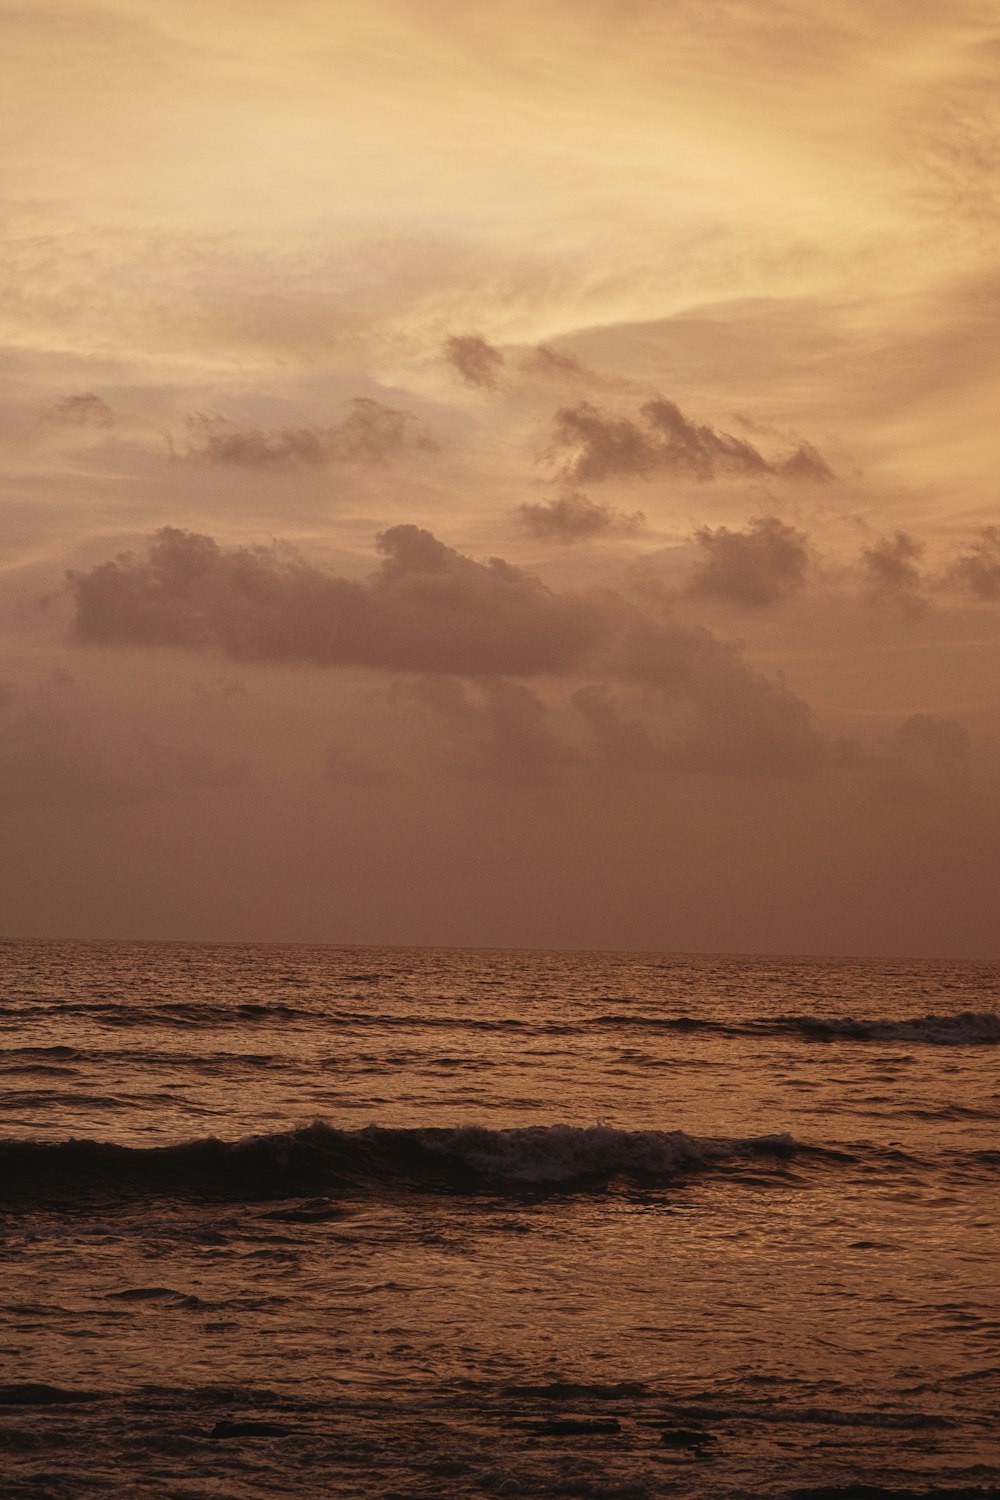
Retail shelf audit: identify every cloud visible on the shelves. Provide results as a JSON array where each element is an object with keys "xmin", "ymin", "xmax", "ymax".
[
  {"xmin": 443, "ymin": 333, "xmax": 505, "ymax": 389},
  {"xmin": 879, "ymin": 713, "xmax": 972, "ymax": 802},
  {"xmin": 570, "ymin": 684, "xmax": 663, "ymax": 772},
  {"xmin": 50, "ymin": 393, "xmax": 115, "ymax": 428},
  {"xmin": 549, "ymin": 401, "xmax": 668, "ymax": 483},
  {"xmin": 572, "ymin": 673, "xmax": 829, "ymax": 780},
  {"xmin": 402, "ymin": 675, "xmax": 581, "ymax": 787},
  {"xmin": 183, "ymin": 397, "xmax": 437, "ymax": 470},
  {"xmin": 686, "ymin": 515, "xmax": 810, "ymax": 607},
  {"xmin": 323, "ymin": 396, "xmax": 437, "ymax": 462},
  {"xmin": 69, "ymin": 524, "xmax": 607, "ymax": 675},
  {"xmin": 516, "ymin": 491, "xmax": 645, "ymax": 544},
  {"xmin": 861, "ymin": 531, "xmax": 928, "ymax": 615},
  {"xmin": 605, "ymin": 612, "xmax": 834, "ymax": 776},
  {"xmin": 550, "ymin": 397, "xmax": 832, "ymax": 483},
  {"xmin": 779, "ymin": 441, "xmax": 835, "ymax": 482},
  {"xmin": 518, "ymin": 344, "xmax": 592, "ymax": 382},
  {"xmin": 951, "ymin": 525, "xmax": 1000, "ymax": 600},
  {"xmin": 68, "ymin": 525, "xmax": 849, "ymax": 779}
]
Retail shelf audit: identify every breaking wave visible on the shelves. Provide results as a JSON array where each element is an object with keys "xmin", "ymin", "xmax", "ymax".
[
  {"xmin": 771, "ymin": 1010, "xmax": 1000, "ymax": 1044},
  {"xmin": 596, "ymin": 1009, "xmax": 1000, "ymax": 1045},
  {"xmin": 0, "ymin": 1122, "xmax": 798, "ymax": 1205}
]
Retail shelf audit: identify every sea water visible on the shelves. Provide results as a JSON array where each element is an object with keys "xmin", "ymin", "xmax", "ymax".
[{"xmin": 1, "ymin": 941, "xmax": 998, "ymax": 1498}]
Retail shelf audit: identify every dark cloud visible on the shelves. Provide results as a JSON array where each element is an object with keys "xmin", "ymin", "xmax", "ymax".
[
  {"xmin": 951, "ymin": 525, "xmax": 1000, "ymax": 600},
  {"xmin": 516, "ymin": 491, "xmax": 645, "ymax": 544},
  {"xmin": 640, "ymin": 397, "xmax": 774, "ymax": 480},
  {"xmin": 184, "ymin": 397, "xmax": 436, "ymax": 470},
  {"xmin": 51, "ymin": 392, "xmax": 115, "ymax": 428},
  {"xmin": 69, "ymin": 525, "xmax": 606, "ymax": 675},
  {"xmin": 549, "ymin": 401, "xmax": 668, "ymax": 483},
  {"xmin": 402, "ymin": 676, "xmax": 581, "ymax": 787},
  {"xmin": 550, "ymin": 397, "xmax": 833, "ymax": 484},
  {"xmin": 443, "ymin": 333, "xmax": 505, "ymax": 389},
  {"xmin": 686, "ymin": 516, "xmax": 810, "ymax": 608},
  {"xmin": 861, "ymin": 531, "xmax": 928, "ymax": 615}
]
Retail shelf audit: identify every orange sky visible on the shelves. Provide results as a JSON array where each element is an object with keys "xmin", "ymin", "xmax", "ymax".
[{"xmin": 2, "ymin": 0, "xmax": 999, "ymax": 954}]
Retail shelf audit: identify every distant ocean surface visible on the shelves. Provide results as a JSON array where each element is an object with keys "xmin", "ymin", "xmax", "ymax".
[{"xmin": 1, "ymin": 941, "xmax": 998, "ymax": 1500}]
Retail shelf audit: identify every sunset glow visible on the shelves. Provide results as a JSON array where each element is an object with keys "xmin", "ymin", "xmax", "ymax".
[{"xmin": 3, "ymin": 0, "xmax": 1000, "ymax": 954}]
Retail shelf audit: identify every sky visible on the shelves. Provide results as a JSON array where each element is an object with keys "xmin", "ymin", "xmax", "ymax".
[{"xmin": 2, "ymin": 0, "xmax": 1000, "ymax": 956}]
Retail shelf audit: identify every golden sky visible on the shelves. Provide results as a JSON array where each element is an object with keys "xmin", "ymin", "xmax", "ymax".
[{"xmin": 2, "ymin": 0, "xmax": 1000, "ymax": 953}]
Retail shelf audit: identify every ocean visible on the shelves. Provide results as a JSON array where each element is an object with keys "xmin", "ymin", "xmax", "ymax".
[{"xmin": 1, "ymin": 940, "xmax": 998, "ymax": 1499}]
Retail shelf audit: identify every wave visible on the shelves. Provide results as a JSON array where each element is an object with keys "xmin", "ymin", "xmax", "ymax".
[
  {"xmin": 0, "ymin": 1001, "xmax": 313, "ymax": 1029},
  {"xmin": 0, "ymin": 1003, "xmax": 574, "ymax": 1035},
  {"xmin": 596, "ymin": 1010, "xmax": 1000, "ymax": 1046},
  {"xmin": 7, "ymin": 1003, "xmax": 997, "ymax": 1048},
  {"xmin": 665, "ymin": 1399, "xmax": 953, "ymax": 1431},
  {"xmin": 0, "ymin": 1121, "xmax": 799, "ymax": 1205}
]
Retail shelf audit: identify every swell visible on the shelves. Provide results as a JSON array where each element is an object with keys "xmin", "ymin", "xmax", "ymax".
[{"xmin": 0, "ymin": 1121, "xmax": 800, "ymax": 1205}]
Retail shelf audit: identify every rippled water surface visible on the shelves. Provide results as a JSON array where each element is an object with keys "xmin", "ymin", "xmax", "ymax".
[{"xmin": 1, "ymin": 941, "xmax": 998, "ymax": 1498}]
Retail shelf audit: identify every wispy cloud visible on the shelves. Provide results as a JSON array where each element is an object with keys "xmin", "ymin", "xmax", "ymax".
[
  {"xmin": 50, "ymin": 393, "xmax": 115, "ymax": 428},
  {"xmin": 183, "ymin": 398, "xmax": 437, "ymax": 470}
]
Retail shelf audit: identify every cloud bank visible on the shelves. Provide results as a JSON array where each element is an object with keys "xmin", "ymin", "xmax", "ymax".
[
  {"xmin": 69, "ymin": 525, "xmax": 839, "ymax": 780},
  {"xmin": 69, "ymin": 525, "xmax": 606, "ymax": 676}
]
